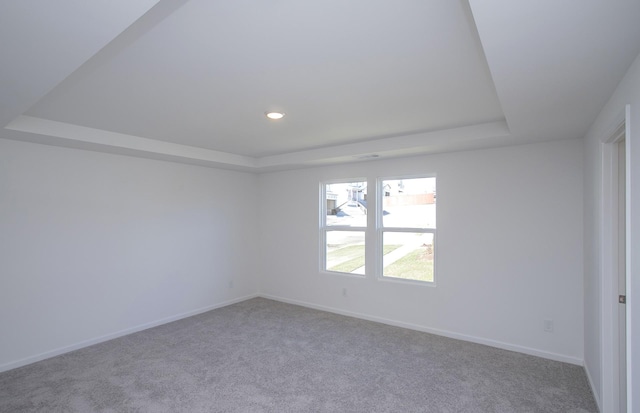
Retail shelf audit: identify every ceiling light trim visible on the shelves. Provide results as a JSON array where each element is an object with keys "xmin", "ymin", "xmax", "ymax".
[{"xmin": 265, "ymin": 112, "xmax": 285, "ymax": 120}]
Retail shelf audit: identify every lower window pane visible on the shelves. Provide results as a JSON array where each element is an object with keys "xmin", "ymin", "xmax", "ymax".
[
  {"xmin": 382, "ymin": 232, "xmax": 434, "ymax": 282},
  {"xmin": 326, "ymin": 231, "xmax": 365, "ymax": 274}
]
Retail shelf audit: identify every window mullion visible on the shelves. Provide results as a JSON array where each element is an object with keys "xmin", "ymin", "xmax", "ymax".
[{"xmin": 364, "ymin": 177, "xmax": 377, "ymax": 278}]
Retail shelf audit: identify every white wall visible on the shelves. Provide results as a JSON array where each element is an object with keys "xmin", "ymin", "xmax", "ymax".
[
  {"xmin": 0, "ymin": 139, "xmax": 259, "ymax": 371},
  {"xmin": 583, "ymin": 51, "xmax": 640, "ymax": 412},
  {"xmin": 258, "ymin": 139, "xmax": 584, "ymax": 364}
]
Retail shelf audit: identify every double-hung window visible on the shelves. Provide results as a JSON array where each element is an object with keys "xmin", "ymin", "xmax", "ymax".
[
  {"xmin": 321, "ymin": 180, "xmax": 368, "ymax": 275},
  {"xmin": 379, "ymin": 176, "xmax": 436, "ymax": 282}
]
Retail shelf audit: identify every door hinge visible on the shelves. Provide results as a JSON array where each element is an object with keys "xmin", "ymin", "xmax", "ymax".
[{"xmin": 619, "ymin": 295, "xmax": 626, "ymax": 304}]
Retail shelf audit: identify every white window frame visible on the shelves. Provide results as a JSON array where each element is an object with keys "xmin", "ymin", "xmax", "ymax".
[
  {"xmin": 376, "ymin": 175, "xmax": 436, "ymax": 285},
  {"xmin": 319, "ymin": 175, "xmax": 436, "ymax": 284},
  {"xmin": 319, "ymin": 178, "xmax": 368, "ymax": 277}
]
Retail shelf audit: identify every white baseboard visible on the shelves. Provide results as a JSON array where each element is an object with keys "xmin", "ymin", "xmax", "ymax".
[
  {"xmin": 259, "ymin": 293, "xmax": 585, "ymax": 366},
  {"xmin": 584, "ymin": 360, "xmax": 602, "ymax": 412},
  {"xmin": 0, "ymin": 293, "xmax": 259, "ymax": 374},
  {"xmin": 1, "ymin": 292, "xmax": 585, "ymax": 374}
]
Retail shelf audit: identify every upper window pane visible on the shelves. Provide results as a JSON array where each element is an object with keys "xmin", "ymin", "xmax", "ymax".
[
  {"xmin": 381, "ymin": 177, "xmax": 436, "ymax": 228},
  {"xmin": 325, "ymin": 181, "xmax": 367, "ymax": 227}
]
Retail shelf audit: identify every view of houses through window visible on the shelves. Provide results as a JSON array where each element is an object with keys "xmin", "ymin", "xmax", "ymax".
[
  {"xmin": 324, "ymin": 181, "xmax": 367, "ymax": 274},
  {"xmin": 380, "ymin": 177, "xmax": 436, "ymax": 282},
  {"xmin": 322, "ymin": 177, "xmax": 436, "ymax": 282}
]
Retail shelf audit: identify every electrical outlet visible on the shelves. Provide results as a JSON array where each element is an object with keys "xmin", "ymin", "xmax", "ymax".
[
  {"xmin": 228, "ymin": 280, "xmax": 234, "ymax": 289},
  {"xmin": 342, "ymin": 288, "xmax": 347, "ymax": 297},
  {"xmin": 543, "ymin": 319, "xmax": 554, "ymax": 333}
]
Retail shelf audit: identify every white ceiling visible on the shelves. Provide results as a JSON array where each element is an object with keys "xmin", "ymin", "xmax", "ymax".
[{"xmin": 2, "ymin": 1, "xmax": 640, "ymax": 171}]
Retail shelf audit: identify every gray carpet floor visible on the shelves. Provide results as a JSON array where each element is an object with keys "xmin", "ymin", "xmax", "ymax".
[{"xmin": 1, "ymin": 298, "xmax": 597, "ymax": 412}]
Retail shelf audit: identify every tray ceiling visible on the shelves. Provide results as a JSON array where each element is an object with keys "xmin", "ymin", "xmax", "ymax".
[{"xmin": 2, "ymin": 1, "xmax": 640, "ymax": 171}]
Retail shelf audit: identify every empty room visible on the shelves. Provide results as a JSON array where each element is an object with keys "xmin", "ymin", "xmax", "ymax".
[{"xmin": 1, "ymin": 1, "xmax": 639, "ymax": 412}]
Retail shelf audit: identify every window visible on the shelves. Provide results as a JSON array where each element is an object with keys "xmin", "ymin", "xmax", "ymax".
[
  {"xmin": 321, "ymin": 180, "xmax": 367, "ymax": 274},
  {"xmin": 379, "ymin": 177, "xmax": 436, "ymax": 282},
  {"xmin": 321, "ymin": 176, "xmax": 436, "ymax": 283}
]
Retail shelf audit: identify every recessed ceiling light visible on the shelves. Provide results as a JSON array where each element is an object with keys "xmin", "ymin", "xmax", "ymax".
[{"xmin": 265, "ymin": 111, "xmax": 285, "ymax": 120}]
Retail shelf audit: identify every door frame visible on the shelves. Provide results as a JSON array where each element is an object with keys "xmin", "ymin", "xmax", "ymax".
[{"xmin": 600, "ymin": 105, "xmax": 630, "ymax": 412}]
